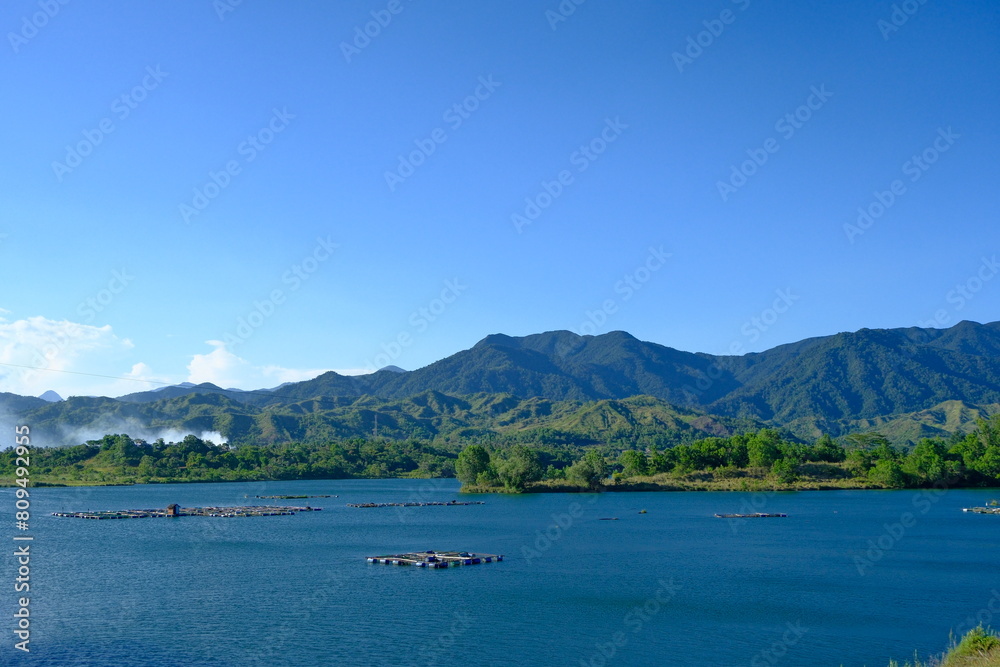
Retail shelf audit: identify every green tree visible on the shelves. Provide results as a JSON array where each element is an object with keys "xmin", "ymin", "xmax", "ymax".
[
  {"xmin": 137, "ymin": 455, "xmax": 156, "ymax": 478},
  {"xmin": 868, "ymin": 459, "xmax": 907, "ymax": 488},
  {"xmin": 747, "ymin": 429, "xmax": 782, "ymax": 468},
  {"xmin": 903, "ymin": 439, "xmax": 948, "ymax": 484},
  {"xmin": 568, "ymin": 450, "xmax": 609, "ymax": 490},
  {"xmin": 844, "ymin": 432, "xmax": 890, "ymax": 451},
  {"xmin": 544, "ymin": 464, "xmax": 566, "ymax": 480},
  {"xmin": 648, "ymin": 446, "xmax": 671, "ymax": 473},
  {"xmin": 771, "ymin": 458, "xmax": 798, "ymax": 484},
  {"xmin": 618, "ymin": 449, "xmax": 649, "ymax": 478},
  {"xmin": 812, "ymin": 434, "xmax": 846, "ymax": 462},
  {"xmin": 455, "ymin": 444, "xmax": 492, "ymax": 484},
  {"xmin": 976, "ymin": 414, "xmax": 1000, "ymax": 449},
  {"xmin": 846, "ymin": 449, "xmax": 875, "ymax": 474},
  {"xmin": 494, "ymin": 445, "xmax": 543, "ymax": 492}
]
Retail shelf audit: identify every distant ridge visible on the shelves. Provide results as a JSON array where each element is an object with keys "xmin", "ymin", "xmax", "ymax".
[
  {"xmin": 87, "ymin": 320, "xmax": 1000, "ymax": 423},
  {"xmin": 3, "ymin": 320, "xmax": 999, "ymax": 446}
]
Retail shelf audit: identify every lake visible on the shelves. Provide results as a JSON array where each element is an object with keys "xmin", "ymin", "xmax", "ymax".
[{"xmin": 2, "ymin": 479, "xmax": 997, "ymax": 666}]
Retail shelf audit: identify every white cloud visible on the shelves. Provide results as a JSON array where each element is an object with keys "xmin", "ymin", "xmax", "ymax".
[
  {"xmin": 0, "ymin": 315, "xmax": 355, "ymax": 399},
  {"xmin": 186, "ymin": 341, "xmax": 335, "ymax": 389},
  {"xmin": 0, "ymin": 315, "xmax": 154, "ymax": 397}
]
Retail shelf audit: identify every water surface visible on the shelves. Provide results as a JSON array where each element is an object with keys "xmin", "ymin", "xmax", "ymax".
[{"xmin": 2, "ymin": 480, "xmax": 996, "ymax": 666}]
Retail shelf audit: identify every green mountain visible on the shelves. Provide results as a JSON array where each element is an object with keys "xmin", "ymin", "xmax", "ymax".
[
  {"xmin": 5, "ymin": 320, "xmax": 1000, "ymax": 447},
  {"xmin": 10, "ymin": 390, "xmax": 765, "ymax": 449},
  {"xmin": 254, "ymin": 321, "xmax": 1000, "ymax": 424}
]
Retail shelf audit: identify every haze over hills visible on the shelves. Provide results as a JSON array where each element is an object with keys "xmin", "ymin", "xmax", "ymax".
[{"xmin": 4, "ymin": 320, "xmax": 1000, "ymax": 447}]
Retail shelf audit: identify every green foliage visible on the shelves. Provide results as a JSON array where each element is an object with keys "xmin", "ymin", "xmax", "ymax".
[
  {"xmin": 950, "ymin": 625, "xmax": 1000, "ymax": 660},
  {"xmin": 567, "ymin": 450, "xmax": 609, "ymax": 490},
  {"xmin": 771, "ymin": 458, "xmax": 798, "ymax": 484},
  {"xmin": 868, "ymin": 459, "xmax": 908, "ymax": 489},
  {"xmin": 903, "ymin": 439, "xmax": 949, "ymax": 483},
  {"xmin": 618, "ymin": 449, "xmax": 649, "ymax": 478},
  {"xmin": 811, "ymin": 434, "xmax": 847, "ymax": 462},
  {"xmin": 890, "ymin": 625, "xmax": 1000, "ymax": 667},
  {"xmin": 0, "ymin": 435, "xmax": 463, "ymax": 484},
  {"xmin": 8, "ymin": 408, "xmax": 1000, "ymax": 493},
  {"xmin": 544, "ymin": 464, "xmax": 566, "ymax": 480},
  {"xmin": 493, "ymin": 445, "xmax": 543, "ymax": 492},
  {"xmin": 747, "ymin": 429, "xmax": 782, "ymax": 468},
  {"xmin": 455, "ymin": 445, "xmax": 491, "ymax": 484}
]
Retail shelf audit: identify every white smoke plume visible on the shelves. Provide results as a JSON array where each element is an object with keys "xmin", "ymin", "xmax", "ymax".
[{"xmin": 54, "ymin": 419, "xmax": 229, "ymax": 448}]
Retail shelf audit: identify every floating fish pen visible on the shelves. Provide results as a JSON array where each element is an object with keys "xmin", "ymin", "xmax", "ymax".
[
  {"xmin": 255, "ymin": 495, "xmax": 333, "ymax": 499},
  {"xmin": 963, "ymin": 507, "xmax": 1000, "ymax": 515},
  {"xmin": 348, "ymin": 501, "xmax": 485, "ymax": 509},
  {"xmin": 366, "ymin": 550, "xmax": 503, "ymax": 568},
  {"xmin": 52, "ymin": 505, "xmax": 322, "ymax": 520},
  {"xmin": 715, "ymin": 512, "xmax": 787, "ymax": 519}
]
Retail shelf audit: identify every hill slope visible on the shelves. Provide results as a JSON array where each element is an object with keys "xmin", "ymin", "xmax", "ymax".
[{"xmin": 4, "ymin": 320, "xmax": 1000, "ymax": 447}]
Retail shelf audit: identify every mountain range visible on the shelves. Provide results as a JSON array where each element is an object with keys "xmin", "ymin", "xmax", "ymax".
[{"xmin": 5, "ymin": 320, "xmax": 1000, "ymax": 447}]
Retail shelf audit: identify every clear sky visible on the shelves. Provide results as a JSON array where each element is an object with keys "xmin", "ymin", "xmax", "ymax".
[{"xmin": 1, "ymin": 0, "xmax": 998, "ymax": 398}]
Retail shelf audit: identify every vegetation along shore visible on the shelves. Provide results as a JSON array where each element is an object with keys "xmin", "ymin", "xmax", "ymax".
[{"xmin": 3, "ymin": 415, "xmax": 999, "ymax": 494}]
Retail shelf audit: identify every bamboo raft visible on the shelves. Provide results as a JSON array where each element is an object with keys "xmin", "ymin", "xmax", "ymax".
[
  {"xmin": 347, "ymin": 501, "xmax": 485, "ymax": 509},
  {"xmin": 715, "ymin": 512, "xmax": 787, "ymax": 519},
  {"xmin": 963, "ymin": 507, "xmax": 1000, "ymax": 515},
  {"xmin": 367, "ymin": 550, "xmax": 503, "ymax": 568},
  {"xmin": 52, "ymin": 505, "xmax": 322, "ymax": 520}
]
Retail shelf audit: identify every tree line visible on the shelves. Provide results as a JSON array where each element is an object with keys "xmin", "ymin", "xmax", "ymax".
[
  {"xmin": 0, "ymin": 434, "xmax": 458, "ymax": 484},
  {"xmin": 3, "ymin": 416, "xmax": 999, "ymax": 491},
  {"xmin": 455, "ymin": 416, "xmax": 1000, "ymax": 492}
]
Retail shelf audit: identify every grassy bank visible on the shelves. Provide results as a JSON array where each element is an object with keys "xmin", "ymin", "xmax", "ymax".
[
  {"xmin": 890, "ymin": 626, "xmax": 1000, "ymax": 666},
  {"xmin": 463, "ymin": 462, "xmax": 909, "ymax": 493}
]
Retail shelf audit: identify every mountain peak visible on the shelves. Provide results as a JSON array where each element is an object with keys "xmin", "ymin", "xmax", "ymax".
[
  {"xmin": 474, "ymin": 333, "xmax": 520, "ymax": 348},
  {"xmin": 38, "ymin": 390, "xmax": 63, "ymax": 402}
]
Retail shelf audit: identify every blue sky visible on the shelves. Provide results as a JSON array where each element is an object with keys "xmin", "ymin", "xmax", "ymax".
[{"xmin": 1, "ymin": 0, "xmax": 997, "ymax": 397}]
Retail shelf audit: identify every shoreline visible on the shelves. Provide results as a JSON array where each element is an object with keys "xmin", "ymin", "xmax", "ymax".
[{"xmin": 9, "ymin": 477, "xmax": 992, "ymax": 494}]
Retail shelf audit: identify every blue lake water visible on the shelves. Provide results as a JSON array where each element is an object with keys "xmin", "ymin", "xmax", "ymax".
[{"xmin": 1, "ymin": 479, "xmax": 998, "ymax": 666}]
